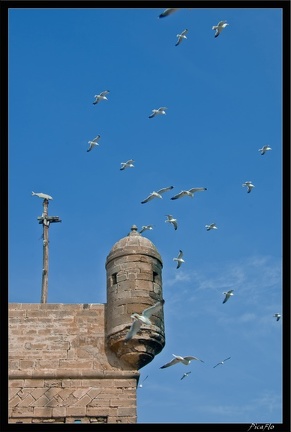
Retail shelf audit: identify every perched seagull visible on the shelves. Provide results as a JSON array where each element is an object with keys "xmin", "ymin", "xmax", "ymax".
[
  {"xmin": 273, "ymin": 313, "xmax": 281, "ymax": 321},
  {"xmin": 138, "ymin": 375, "xmax": 149, "ymax": 388},
  {"xmin": 205, "ymin": 223, "xmax": 218, "ymax": 231},
  {"xmin": 212, "ymin": 20, "xmax": 229, "ymax": 38},
  {"xmin": 258, "ymin": 145, "xmax": 272, "ymax": 155},
  {"xmin": 32, "ymin": 192, "xmax": 53, "ymax": 200},
  {"xmin": 93, "ymin": 90, "xmax": 110, "ymax": 104},
  {"xmin": 213, "ymin": 357, "xmax": 231, "ymax": 368},
  {"xmin": 87, "ymin": 135, "xmax": 101, "ymax": 152},
  {"xmin": 173, "ymin": 250, "xmax": 185, "ymax": 269},
  {"xmin": 160, "ymin": 354, "xmax": 204, "ymax": 369},
  {"xmin": 139, "ymin": 225, "xmax": 154, "ymax": 234},
  {"xmin": 223, "ymin": 290, "xmax": 234, "ymax": 304},
  {"xmin": 175, "ymin": 29, "xmax": 188, "ymax": 46},
  {"xmin": 125, "ymin": 299, "xmax": 165, "ymax": 342},
  {"xmin": 120, "ymin": 159, "xmax": 134, "ymax": 170},
  {"xmin": 141, "ymin": 186, "xmax": 174, "ymax": 204},
  {"xmin": 159, "ymin": 8, "xmax": 180, "ymax": 18},
  {"xmin": 165, "ymin": 214, "xmax": 178, "ymax": 230},
  {"xmin": 149, "ymin": 107, "xmax": 168, "ymax": 118},
  {"xmin": 242, "ymin": 181, "xmax": 255, "ymax": 193},
  {"xmin": 171, "ymin": 187, "xmax": 207, "ymax": 200},
  {"xmin": 180, "ymin": 371, "xmax": 192, "ymax": 380}
]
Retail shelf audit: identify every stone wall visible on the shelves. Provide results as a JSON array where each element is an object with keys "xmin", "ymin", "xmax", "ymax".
[{"xmin": 8, "ymin": 303, "xmax": 139, "ymax": 424}]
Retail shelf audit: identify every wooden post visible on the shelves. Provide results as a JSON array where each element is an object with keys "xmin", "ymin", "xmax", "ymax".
[
  {"xmin": 36, "ymin": 200, "xmax": 61, "ymax": 303},
  {"xmin": 41, "ymin": 199, "xmax": 49, "ymax": 303}
]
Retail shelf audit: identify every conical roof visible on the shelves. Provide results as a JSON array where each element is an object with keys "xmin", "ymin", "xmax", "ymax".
[{"xmin": 106, "ymin": 225, "xmax": 162, "ymax": 265}]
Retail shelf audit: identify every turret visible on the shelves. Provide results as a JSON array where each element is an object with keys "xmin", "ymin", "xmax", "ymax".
[{"xmin": 105, "ymin": 225, "xmax": 165, "ymax": 369}]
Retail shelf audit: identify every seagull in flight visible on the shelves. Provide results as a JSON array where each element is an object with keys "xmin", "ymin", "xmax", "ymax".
[
  {"xmin": 212, "ymin": 20, "xmax": 229, "ymax": 38},
  {"xmin": 213, "ymin": 357, "xmax": 231, "ymax": 368},
  {"xmin": 160, "ymin": 354, "xmax": 204, "ymax": 369},
  {"xmin": 258, "ymin": 145, "xmax": 272, "ymax": 155},
  {"xmin": 93, "ymin": 90, "xmax": 109, "ymax": 104},
  {"xmin": 125, "ymin": 300, "xmax": 165, "ymax": 341},
  {"xmin": 173, "ymin": 250, "xmax": 185, "ymax": 269},
  {"xmin": 205, "ymin": 223, "xmax": 218, "ymax": 231},
  {"xmin": 32, "ymin": 192, "xmax": 53, "ymax": 200},
  {"xmin": 180, "ymin": 371, "xmax": 192, "ymax": 380},
  {"xmin": 223, "ymin": 290, "xmax": 234, "ymax": 304},
  {"xmin": 175, "ymin": 29, "xmax": 188, "ymax": 46},
  {"xmin": 139, "ymin": 225, "xmax": 154, "ymax": 234},
  {"xmin": 165, "ymin": 215, "xmax": 178, "ymax": 230},
  {"xmin": 273, "ymin": 313, "xmax": 281, "ymax": 321},
  {"xmin": 158, "ymin": 8, "xmax": 180, "ymax": 18},
  {"xmin": 242, "ymin": 181, "xmax": 255, "ymax": 193},
  {"xmin": 171, "ymin": 187, "xmax": 207, "ymax": 200},
  {"xmin": 120, "ymin": 159, "xmax": 134, "ymax": 170},
  {"xmin": 87, "ymin": 135, "xmax": 101, "ymax": 152},
  {"xmin": 149, "ymin": 107, "xmax": 168, "ymax": 118},
  {"xmin": 141, "ymin": 186, "xmax": 174, "ymax": 204},
  {"xmin": 138, "ymin": 375, "xmax": 149, "ymax": 388}
]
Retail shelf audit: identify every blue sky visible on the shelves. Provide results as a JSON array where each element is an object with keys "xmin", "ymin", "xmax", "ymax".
[{"xmin": 7, "ymin": 4, "xmax": 288, "ymax": 426}]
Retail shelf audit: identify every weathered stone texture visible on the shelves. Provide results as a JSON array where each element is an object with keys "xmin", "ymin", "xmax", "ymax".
[{"xmin": 9, "ymin": 303, "xmax": 138, "ymax": 424}]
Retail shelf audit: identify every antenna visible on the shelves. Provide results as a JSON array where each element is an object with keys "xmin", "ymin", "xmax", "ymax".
[{"xmin": 36, "ymin": 198, "xmax": 61, "ymax": 303}]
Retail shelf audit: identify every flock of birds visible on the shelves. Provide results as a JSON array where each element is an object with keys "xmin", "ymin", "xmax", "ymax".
[{"xmin": 31, "ymin": 8, "xmax": 281, "ymax": 386}]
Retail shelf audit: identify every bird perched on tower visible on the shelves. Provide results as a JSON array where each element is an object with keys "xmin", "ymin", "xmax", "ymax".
[{"xmin": 32, "ymin": 192, "xmax": 53, "ymax": 200}]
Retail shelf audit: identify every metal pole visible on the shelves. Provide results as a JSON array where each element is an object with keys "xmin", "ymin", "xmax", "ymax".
[{"xmin": 41, "ymin": 199, "xmax": 49, "ymax": 303}]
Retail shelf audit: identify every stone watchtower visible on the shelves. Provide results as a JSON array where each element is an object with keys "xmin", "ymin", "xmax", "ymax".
[
  {"xmin": 106, "ymin": 225, "xmax": 165, "ymax": 369},
  {"xmin": 8, "ymin": 225, "xmax": 165, "ymax": 424}
]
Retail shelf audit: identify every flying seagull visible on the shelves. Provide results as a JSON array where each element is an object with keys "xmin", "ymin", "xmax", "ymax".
[
  {"xmin": 120, "ymin": 159, "xmax": 134, "ymax": 170},
  {"xmin": 273, "ymin": 313, "xmax": 281, "ymax": 321},
  {"xmin": 171, "ymin": 187, "xmax": 207, "ymax": 200},
  {"xmin": 213, "ymin": 357, "xmax": 231, "ymax": 368},
  {"xmin": 180, "ymin": 371, "xmax": 192, "ymax": 380},
  {"xmin": 242, "ymin": 181, "xmax": 255, "ymax": 193},
  {"xmin": 159, "ymin": 8, "xmax": 180, "ymax": 18},
  {"xmin": 258, "ymin": 145, "xmax": 272, "ymax": 155},
  {"xmin": 212, "ymin": 20, "xmax": 229, "ymax": 38},
  {"xmin": 175, "ymin": 29, "xmax": 188, "ymax": 46},
  {"xmin": 205, "ymin": 223, "xmax": 218, "ymax": 231},
  {"xmin": 139, "ymin": 225, "xmax": 154, "ymax": 234},
  {"xmin": 160, "ymin": 354, "xmax": 204, "ymax": 369},
  {"xmin": 32, "ymin": 192, "xmax": 53, "ymax": 200},
  {"xmin": 87, "ymin": 135, "xmax": 101, "ymax": 152},
  {"xmin": 173, "ymin": 250, "xmax": 185, "ymax": 269},
  {"xmin": 125, "ymin": 299, "xmax": 165, "ymax": 342},
  {"xmin": 149, "ymin": 107, "xmax": 168, "ymax": 118},
  {"xmin": 165, "ymin": 215, "xmax": 178, "ymax": 230},
  {"xmin": 223, "ymin": 290, "xmax": 234, "ymax": 304},
  {"xmin": 141, "ymin": 186, "xmax": 174, "ymax": 204},
  {"xmin": 138, "ymin": 375, "xmax": 149, "ymax": 388},
  {"xmin": 93, "ymin": 90, "xmax": 110, "ymax": 104}
]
